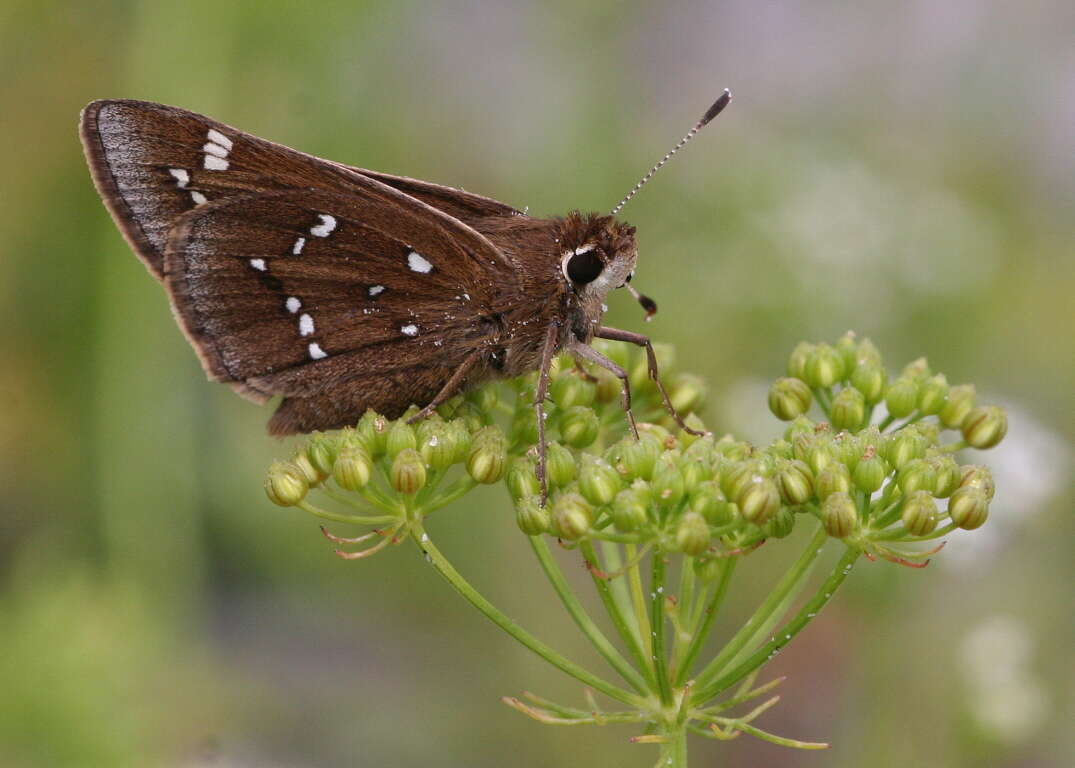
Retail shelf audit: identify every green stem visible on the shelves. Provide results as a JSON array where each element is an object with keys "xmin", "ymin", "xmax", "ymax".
[
  {"xmin": 410, "ymin": 522, "xmax": 643, "ymax": 707},
  {"xmin": 674, "ymin": 558, "xmax": 736, "ymax": 686},
  {"xmin": 693, "ymin": 527, "xmax": 827, "ymax": 696},
  {"xmin": 297, "ymin": 500, "xmax": 398, "ymax": 527},
  {"xmin": 693, "ymin": 545, "xmax": 860, "ymax": 703},
  {"xmin": 422, "ymin": 474, "xmax": 478, "ymax": 511},
  {"xmin": 657, "ymin": 726, "xmax": 688, "ymax": 768},
  {"xmin": 813, "ymin": 388, "xmax": 833, "ymax": 418},
  {"xmin": 530, "ymin": 538, "xmax": 650, "ymax": 695},
  {"xmin": 625, "ymin": 543, "xmax": 654, "ymax": 665},
  {"xmin": 651, "ymin": 553, "xmax": 674, "ymax": 707}
]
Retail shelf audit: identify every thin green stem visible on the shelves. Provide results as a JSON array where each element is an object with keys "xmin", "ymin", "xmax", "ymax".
[
  {"xmin": 693, "ymin": 527, "xmax": 827, "ymax": 696},
  {"xmin": 625, "ymin": 543, "xmax": 654, "ymax": 664},
  {"xmin": 693, "ymin": 545, "xmax": 860, "ymax": 703},
  {"xmin": 813, "ymin": 388, "xmax": 833, "ymax": 417},
  {"xmin": 650, "ymin": 553, "xmax": 674, "ymax": 707},
  {"xmin": 422, "ymin": 474, "xmax": 478, "ymax": 511},
  {"xmin": 530, "ymin": 537, "xmax": 650, "ymax": 695},
  {"xmin": 657, "ymin": 726, "xmax": 688, "ymax": 768},
  {"xmin": 410, "ymin": 522, "xmax": 643, "ymax": 707},
  {"xmin": 674, "ymin": 558, "xmax": 736, "ymax": 686},
  {"xmin": 297, "ymin": 500, "xmax": 398, "ymax": 527}
]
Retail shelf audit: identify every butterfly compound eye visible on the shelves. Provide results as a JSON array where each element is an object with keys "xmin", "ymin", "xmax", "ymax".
[{"xmin": 564, "ymin": 248, "xmax": 604, "ymax": 285}]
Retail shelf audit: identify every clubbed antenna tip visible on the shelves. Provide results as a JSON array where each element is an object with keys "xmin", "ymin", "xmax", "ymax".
[{"xmin": 701, "ymin": 89, "xmax": 732, "ymax": 126}]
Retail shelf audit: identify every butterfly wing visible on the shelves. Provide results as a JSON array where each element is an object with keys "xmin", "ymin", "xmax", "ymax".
[{"xmin": 80, "ymin": 99, "xmax": 519, "ymax": 279}]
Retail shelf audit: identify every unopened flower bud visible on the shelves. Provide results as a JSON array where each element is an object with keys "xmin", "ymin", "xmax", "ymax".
[
  {"xmin": 670, "ymin": 373, "xmax": 707, "ymax": 414},
  {"xmin": 806, "ymin": 443, "xmax": 835, "ymax": 475},
  {"xmin": 385, "ymin": 420, "xmax": 417, "ymax": 460},
  {"xmin": 464, "ymin": 383, "xmax": 498, "ymax": 414},
  {"xmin": 764, "ymin": 506, "xmax": 796, "ymax": 539},
  {"xmin": 737, "ymin": 477, "xmax": 780, "ymax": 525},
  {"xmin": 578, "ymin": 456, "xmax": 622, "ymax": 506},
  {"xmin": 897, "ymin": 458, "xmax": 936, "ymax": 495},
  {"xmin": 550, "ymin": 374, "xmax": 596, "ymax": 410},
  {"xmin": 885, "ymin": 377, "xmax": 919, "ymax": 418},
  {"xmin": 768, "ymin": 377, "xmax": 813, "ymax": 421},
  {"xmin": 333, "ymin": 445, "xmax": 373, "ymax": 491},
  {"xmin": 506, "ymin": 457, "xmax": 541, "ymax": 501},
  {"xmin": 939, "ymin": 384, "xmax": 976, "ymax": 429},
  {"xmin": 651, "ymin": 457, "xmax": 686, "ymax": 510},
  {"xmin": 390, "ymin": 448, "xmax": 427, "ymax": 494},
  {"xmin": 593, "ymin": 368, "xmax": 620, "ymax": 403},
  {"xmin": 678, "ymin": 414, "xmax": 709, "ymax": 448},
  {"xmin": 680, "ymin": 459, "xmax": 708, "ymax": 494},
  {"xmin": 558, "ymin": 406, "xmax": 600, "ymax": 449},
  {"xmin": 509, "ymin": 407, "xmax": 539, "ymax": 446},
  {"xmin": 452, "ymin": 401, "xmax": 485, "ymax": 433},
  {"xmin": 784, "ymin": 415, "xmax": 816, "ymax": 442},
  {"xmin": 265, "ymin": 460, "xmax": 309, "ymax": 506},
  {"xmin": 901, "ymin": 357, "xmax": 932, "ymax": 381},
  {"xmin": 961, "ymin": 406, "xmax": 1007, "ymax": 449},
  {"xmin": 833, "ymin": 433, "xmax": 862, "ymax": 469},
  {"xmin": 830, "ymin": 387, "xmax": 866, "ymax": 431},
  {"xmin": 544, "ymin": 442, "xmax": 577, "ymax": 488},
  {"xmin": 619, "ymin": 435, "xmax": 661, "ymax": 481},
  {"xmin": 885, "ymin": 430, "xmax": 926, "ymax": 470},
  {"xmin": 822, "ymin": 492, "xmax": 858, "ymax": 538},
  {"xmin": 695, "ymin": 557, "xmax": 725, "ymax": 582},
  {"xmin": 850, "ymin": 362, "xmax": 887, "ymax": 404},
  {"xmin": 552, "ymin": 492, "xmax": 593, "ymax": 540},
  {"xmin": 675, "ymin": 511, "xmax": 711, "ymax": 556},
  {"xmin": 900, "ymin": 490, "xmax": 938, "ymax": 535},
  {"xmin": 852, "ymin": 449, "xmax": 888, "ymax": 493},
  {"xmin": 776, "ymin": 460, "xmax": 814, "ymax": 505},
  {"xmin": 291, "ymin": 451, "xmax": 325, "ymax": 486},
  {"xmin": 787, "ymin": 342, "xmax": 815, "ymax": 380},
  {"xmin": 916, "ymin": 374, "xmax": 949, "ymax": 416},
  {"xmin": 612, "ymin": 487, "xmax": 650, "ymax": 531},
  {"xmin": 356, "ymin": 410, "xmax": 390, "ymax": 457},
  {"xmin": 835, "ymin": 332, "xmax": 859, "ymax": 374},
  {"xmin": 959, "ymin": 465, "xmax": 995, "ymax": 500},
  {"xmin": 855, "ymin": 337, "xmax": 883, "ymax": 367},
  {"xmin": 804, "ymin": 344, "xmax": 844, "ymax": 388},
  {"xmin": 467, "ymin": 426, "xmax": 507, "ymax": 484},
  {"xmin": 689, "ymin": 481, "xmax": 731, "ymax": 524},
  {"xmin": 515, "ymin": 495, "xmax": 551, "ymax": 536},
  {"xmin": 305, "ymin": 433, "xmax": 338, "ymax": 478},
  {"xmin": 816, "ymin": 464, "xmax": 852, "ymax": 500},
  {"xmin": 927, "ymin": 454, "xmax": 961, "ymax": 498},
  {"xmin": 720, "ymin": 460, "xmax": 755, "ymax": 500},
  {"xmin": 417, "ymin": 420, "xmax": 457, "ymax": 470},
  {"xmin": 948, "ymin": 487, "xmax": 989, "ymax": 529}
]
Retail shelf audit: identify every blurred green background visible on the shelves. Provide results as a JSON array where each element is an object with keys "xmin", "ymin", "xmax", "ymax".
[{"xmin": 2, "ymin": 1, "xmax": 1072, "ymax": 766}]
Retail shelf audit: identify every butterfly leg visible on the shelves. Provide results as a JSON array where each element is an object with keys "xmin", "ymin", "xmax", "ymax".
[
  {"xmin": 568, "ymin": 339, "xmax": 639, "ymax": 440},
  {"xmin": 406, "ymin": 348, "xmax": 482, "ymax": 424},
  {"xmin": 593, "ymin": 326, "xmax": 708, "ymax": 436},
  {"xmin": 534, "ymin": 322, "xmax": 560, "ymax": 504}
]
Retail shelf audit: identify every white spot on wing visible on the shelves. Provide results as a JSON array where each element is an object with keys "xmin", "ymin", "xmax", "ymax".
[
  {"xmin": 190, "ymin": 191, "xmax": 207, "ymax": 205},
  {"xmin": 168, "ymin": 168, "xmax": 189, "ymax": 188},
  {"xmin": 204, "ymin": 155, "xmax": 229, "ymax": 171},
  {"xmin": 401, "ymin": 324, "xmax": 419, "ymax": 337},
  {"xmin": 298, "ymin": 313, "xmax": 315, "ymax": 336},
  {"xmin": 292, "ymin": 237, "xmax": 306, "ymax": 255},
  {"xmin": 286, "ymin": 297, "xmax": 301, "ymax": 313},
  {"xmin": 308, "ymin": 342, "xmax": 327, "ymax": 359},
  {"xmin": 407, "ymin": 251, "xmax": 433, "ymax": 273},
  {"xmin": 207, "ymin": 129, "xmax": 233, "ymax": 150},
  {"xmin": 249, "ymin": 258, "xmax": 266, "ymax": 271},
  {"xmin": 368, "ymin": 285, "xmax": 385, "ymax": 297},
  {"xmin": 203, "ymin": 142, "xmax": 228, "ymax": 158},
  {"xmin": 310, "ymin": 214, "xmax": 336, "ymax": 237}
]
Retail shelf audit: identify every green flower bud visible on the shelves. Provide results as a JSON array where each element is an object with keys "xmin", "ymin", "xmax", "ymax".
[
  {"xmin": 939, "ymin": 384, "xmax": 977, "ymax": 429},
  {"xmin": 822, "ymin": 492, "xmax": 858, "ymax": 538},
  {"xmin": 885, "ymin": 430, "xmax": 926, "ymax": 470},
  {"xmin": 550, "ymin": 373, "xmax": 596, "ymax": 410},
  {"xmin": 694, "ymin": 556, "xmax": 725, "ymax": 582},
  {"xmin": 417, "ymin": 420, "xmax": 457, "ymax": 470},
  {"xmin": 506, "ymin": 457, "xmax": 541, "ymax": 501},
  {"xmin": 855, "ymin": 337, "xmax": 883, "ymax": 367},
  {"xmin": 901, "ymin": 490, "xmax": 938, "ymax": 536},
  {"xmin": 509, "ymin": 407, "xmax": 539, "ymax": 446},
  {"xmin": 385, "ymin": 420, "xmax": 417, "ymax": 460},
  {"xmin": 885, "ymin": 377, "xmax": 919, "ymax": 418},
  {"xmin": 816, "ymin": 464, "xmax": 852, "ymax": 500},
  {"xmin": 948, "ymin": 487, "xmax": 989, "ymax": 530},
  {"xmin": 558, "ymin": 405, "xmax": 600, "ymax": 449},
  {"xmin": 784, "ymin": 415, "xmax": 817, "ymax": 442},
  {"xmin": 912, "ymin": 421, "xmax": 941, "ymax": 447},
  {"xmin": 916, "ymin": 374, "xmax": 949, "ymax": 416},
  {"xmin": 804, "ymin": 344, "xmax": 844, "ymax": 388},
  {"xmin": 578, "ymin": 456, "xmax": 622, "ymax": 506},
  {"xmin": 678, "ymin": 460, "xmax": 707, "ymax": 495},
  {"xmin": 651, "ymin": 457, "xmax": 686, "ymax": 511},
  {"xmin": 768, "ymin": 377, "xmax": 813, "ymax": 421},
  {"xmin": 612, "ymin": 487, "xmax": 650, "ymax": 531},
  {"xmin": 787, "ymin": 342, "xmax": 815, "ymax": 380},
  {"xmin": 333, "ymin": 445, "xmax": 373, "ymax": 491},
  {"xmin": 961, "ymin": 406, "xmax": 1007, "ymax": 449},
  {"xmin": 669, "ymin": 373, "xmax": 707, "ymax": 414},
  {"xmin": 447, "ymin": 419, "xmax": 473, "ymax": 463},
  {"xmin": 305, "ymin": 433, "xmax": 338, "ymax": 478},
  {"xmin": 356, "ymin": 410, "xmax": 390, "ymax": 457},
  {"xmin": 678, "ymin": 414, "xmax": 709, "ymax": 449},
  {"xmin": 806, "ymin": 443, "xmax": 836, "ymax": 475},
  {"xmin": 552, "ymin": 492, "xmax": 593, "ymax": 540},
  {"xmin": 452, "ymin": 401, "xmax": 486, "ymax": 433},
  {"xmin": 467, "ymin": 426, "xmax": 507, "ymax": 484},
  {"xmin": 852, "ymin": 449, "xmax": 888, "ymax": 493},
  {"xmin": 265, "ymin": 460, "xmax": 309, "ymax": 506},
  {"xmin": 619, "ymin": 435, "xmax": 662, "ymax": 481},
  {"xmin": 689, "ymin": 481, "xmax": 732, "ymax": 525},
  {"xmin": 291, "ymin": 451, "xmax": 325, "ymax": 486},
  {"xmin": 769, "ymin": 438, "xmax": 794, "ymax": 459},
  {"xmin": 737, "ymin": 477, "xmax": 780, "ymax": 525},
  {"xmin": 959, "ymin": 465, "xmax": 995, "ymax": 500},
  {"xmin": 927, "ymin": 454, "xmax": 961, "ymax": 498},
  {"xmin": 833, "ymin": 432, "xmax": 862, "ymax": 469},
  {"xmin": 764, "ymin": 506, "xmax": 796, "ymax": 539},
  {"xmin": 830, "ymin": 387, "xmax": 866, "ymax": 431},
  {"xmin": 544, "ymin": 442, "xmax": 577, "ymax": 488},
  {"xmin": 390, "ymin": 448, "xmax": 427, "ymax": 494},
  {"xmin": 835, "ymin": 331, "xmax": 859, "ymax": 374},
  {"xmin": 776, "ymin": 460, "xmax": 814, "ymax": 505},
  {"xmin": 515, "ymin": 495, "xmax": 551, "ymax": 536},
  {"xmin": 850, "ymin": 362, "xmax": 887, "ymax": 404},
  {"xmin": 464, "ymin": 383, "xmax": 499, "ymax": 414},
  {"xmin": 593, "ymin": 368, "xmax": 621, "ymax": 403},
  {"xmin": 675, "ymin": 511, "xmax": 711, "ymax": 556},
  {"xmin": 720, "ymin": 460, "xmax": 755, "ymax": 500},
  {"xmin": 897, "ymin": 458, "xmax": 936, "ymax": 495},
  {"xmin": 901, "ymin": 357, "xmax": 931, "ymax": 381}
]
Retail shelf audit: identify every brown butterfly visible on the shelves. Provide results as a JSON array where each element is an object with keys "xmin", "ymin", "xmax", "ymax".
[{"xmin": 80, "ymin": 91, "xmax": 730, "ymax": 493}]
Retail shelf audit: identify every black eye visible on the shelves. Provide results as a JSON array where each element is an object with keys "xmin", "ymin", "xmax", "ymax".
[
  {"xmin": 626, "ymin": 270, "xmax": 634, "ymax": 283},
  {"xmin": 565, "ymin": 249, "xmax": 604, "ymax": 284}
]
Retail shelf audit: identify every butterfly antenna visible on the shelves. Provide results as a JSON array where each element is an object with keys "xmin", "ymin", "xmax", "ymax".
[{"xmin": 609, "ymin": 89, "xmax": 732, "ymax": 217}]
